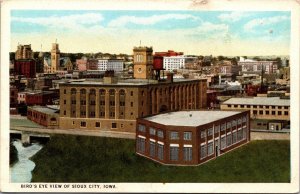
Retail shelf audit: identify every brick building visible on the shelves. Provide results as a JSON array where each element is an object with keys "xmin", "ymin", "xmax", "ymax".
[
  {"xmin": 220, "ymin": 96, "xmax": 290, "ymax": 130},
  {"xmin": 14, "ymin": 59, "xmax": 36, "ymax": 78},
  {"xmin": 27, "ymin": 106, "xmax": 59, "ymax": 128},
  {"xmin": 136, "ymin": 110, "xmax": 250, "ymax": 165},
  {"xmin": 15, "ymin": 44, "xmax": 33, "ymax": 60},
  {"xmin": 59, "ymin": 77, "xmax": 207, "ymax": 133},
  {"xmin": 25, "ymin": 91, "xmax": 57, "ymax": 106}
]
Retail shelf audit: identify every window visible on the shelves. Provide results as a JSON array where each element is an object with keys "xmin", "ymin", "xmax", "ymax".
[
  {"xmin": 64, "ymin": 89, "xmax": 66, "ymax": 94},
  {"xmin": 183, "ymin": 147, "xmax": 192, "ymax": 161},
  {"xmin": 253, "ymin": 110, "xmax": 257, "ymax": 114},
  {"xmin": 170, "ymin": 146, "xmax": 179, "ymax": 161},
  {"xmin": 120, "ymin": 101, "xmax": 125, "ymax": 106},
  {"xmin": 80, "ymin": 100, "xmax": 86, "ymax": 105},
  {"xmin": 95, "ymin": 122, "xmax": 100, "ymax": 127},
  {"xmin": 149, "ymin": 127, "xmax": 156, "ymax": 135},
  {"xmin": 184, "ymin": 132, "xmax": 192, "ymax": 140},
  {"xmin": 80, "ymin": 121, "xmax": 86, "ymax": 127},
  {"xmin": 272, "ymin": 111, "xmax": 276, "ymax": 115},
  {"xmin": 138, "ymin": 124, "xmax": 146, "ymax": 132},
  {"xmin": 90, "ymin": 100, "xmax": 95, "ymax": 105},
  {"xmin": 243, "ymin": 128, "xmax": 247, "ymax": 139},
  {"xmin": 247, "ymin": 105, "xmax": 250, "ymax": 108},
  {"xmin": 278, "ymin": 111, "xmax": 282, "ymax": 115},
  {"xmin": 131, "ymin": 102, "xmax": 133, "ymax": 107},
  {"xmin": 90, "ymin": 111, "xmax": 95, "ymax": 117},
  {"xmin": 253, "ymin": 105, "xmax": 257, "ymax": 108},
  {"xmin": 131, "ymin": 91, "xmax": 133, "ymax": 96},
  {"xmin": 221, "ymin": 123, "xmax": 226, "ymax": 131},
  {"xmin": 200, "ymin": 130, "xmax": 206, "ymax": 138},
  {"xmin": 227, "ymin": 134, "xmax": 232, "ymax": 146},
  {"xmin": 266, "ymin": 106, "xmax": 269, "ymax": 108},
  {"xmin": 259, "ymin": 110, "xmax": 263, "ymax": 115},
  {"xmin": 64, "ymin": 100, "xmax": 66, "ymax": 104},
  {"xmin": 112, "ymin": 123, "xmax": 117, "ymax": 129},
  {"xmin": 170, "ymin": 131, "xmax": 179, "ymax": 140},
  {"xmin": 157, "ymin": 130, "xmax": 164, "ymax": 138},
  {"xmin": 149, "ymin": 141, "xmax": 156, "ymax": 157},
  {"xmin": 71, "ymin": 100, "xmax": 76, "ymax": 105},
  {"xmin": 207, "ymin": 128, "xmax": 213, "ymax": 136},
  {"xmin": 237, "ymin": 129, "xmax": 243, "ymax": 141},
  {"xmin": 266, "ymin": 111, "xmax": 269, "ymax": 115},
  {"xmin": 157, "ymin": 144, "xmax": 164, "ymax": 160},
  {"xmin": 284, "ymin": 106, "xmax": 289, "ymax": 109},
  {"xmin": 234, "ymin": 105, "xmax": 238, "ymax": 108},
  {"xmin": 137, "ymin": 137, "xmax": 145, "ymax": 153},
  {"xmin": 272, "ymin": 106, "xmax": 276, "ymax": 109},
  {"xmin": 200, "ymin": 144, "xmax": 207, "ymax": 159},
  {"xmin": 284, "ymin": 111, "xmax": 288, "ymax": 115},
  {"xmin": 221, "ymin": 136, "xmax": 226, "ymax": 149},
  {"xmin": 207, "ymin": 142, "xmax": 213, "ymax": 156},
  {"xmin": 64, "ymin": 110, "xmax": 66, "ymax": 115},
  {"xmin": 215, "ymin": 125, "xmax": 220, "ymax": 133},
  {"xmin": 227, "ymin": 122, "xmax": 231, "ymax": 129},
  {"xmin": 228, "ymin": 105, "xmax": 232, "ymax": 108},
  {"xmin": 232, "ymin": 131, "xmax": 237, "ymax": 144},
  {"xmin": 241, "ymin": 105, "xmax": 244, "ymax": 108}
]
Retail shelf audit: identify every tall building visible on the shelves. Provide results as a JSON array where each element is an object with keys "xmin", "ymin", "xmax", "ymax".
[
  {"xmin": 133, "ymin": 46, "xmax": 153, "ymax": 79},
  {"xmin": 51, "ymin": 43, "xmax": 60, "ymax": 72},
  {"xmin": 15, "ymin": 44, "xmax": 33, "ymax": 60},
  {"xmin": 59, "ymin": 75, "xmax": 207, "ymax": 133},
  {"xmin": 97, "ymin": 59, "xmax": 124, "ymax": 72}
]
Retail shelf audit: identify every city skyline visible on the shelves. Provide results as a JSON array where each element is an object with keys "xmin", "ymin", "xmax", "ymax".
[{"xmin": 11, "ymin": 10, "xmax": 290, "ymax": 56}]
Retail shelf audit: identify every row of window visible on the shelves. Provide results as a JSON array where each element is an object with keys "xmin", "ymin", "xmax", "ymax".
[
  {"xmin": 227, "ymin": 104, "xmax": 289, "ymax": 109},
  {"xmin": 252, "ymin": 110, "xmax": 289, "ymax": 116},
  {"xmin": 137, "ymin": 138, "xmax": 193, "ymax": 162},
  {"xmin": 79, "ymin": 121, "xmax": 118, "ymax": 129}
]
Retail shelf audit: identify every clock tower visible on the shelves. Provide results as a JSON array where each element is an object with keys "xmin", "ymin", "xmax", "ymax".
[{"xmin": 133, "ymin": 46, "xmax": 153, "ymax": 79}]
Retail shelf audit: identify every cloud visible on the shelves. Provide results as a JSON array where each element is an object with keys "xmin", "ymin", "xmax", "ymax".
[
  {"xmin": 244, "ymin": 15, "xmax": 289, "ymax": 31},
  {"xmin": 218, "ymin": 12, "xmax": 249, "ymax": 22},
  {"xmin": 12, "ymin": 13, "xmax": 104, "ymax": 30},
  {"xmin": 108, "ymin": 14, "xmax": 199, "ymax": 27}
]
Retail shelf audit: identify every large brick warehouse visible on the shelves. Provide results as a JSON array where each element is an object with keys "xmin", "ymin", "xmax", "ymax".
[{"xmin": 136, "ymin": 110, "xmax": 250, "ymax": 165}]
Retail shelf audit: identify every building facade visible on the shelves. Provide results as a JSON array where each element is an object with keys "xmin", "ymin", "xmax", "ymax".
[
  {"xmin": 133, "ymin": 46, "xmax": 153, "ymax": 79},
  {"xmin": 163, "ymin": 56, "xmax": 185, "ymax": 71},
  {"xmin": 14, "ymin": 59, "xmax": 36, "ymax": 78},
  {"xmin": 97, "ymin": 59, "xmax": 124, "ymax": 72},
  {"xmin": 15, "ymin": 44, "xmax": 33, "ymax": 60},
  {"xmin": 220, "ymin": 97, "xmax": 290, "ymax": 130},
  {"xmin": 59, "ymin": 78, "xmax": 207, "ymax": 133},
  {"xmin": 27, "ymin": 106, "xmax": 59, "ymax": 128},
  {"xmin": 238, "ymin": 61, "xmax": 278, "ymax": 74},
  {"xmin": 136, "ymin": 110, "xmax": 250, "ymax": 165}
]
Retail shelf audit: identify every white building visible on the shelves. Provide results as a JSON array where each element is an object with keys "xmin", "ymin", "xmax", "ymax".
[
  {"xmin": 97, "ymin": 59, "xmax": 124, "ymax": 72},
  {"xmin": 163, "ymin": 56, "xmax": 185, "ymax": 71}
]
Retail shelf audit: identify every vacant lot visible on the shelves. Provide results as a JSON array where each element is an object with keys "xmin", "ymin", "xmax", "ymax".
[{"xmin": 31, "ymin": 135, "xmax": 290, "ymax": 182}]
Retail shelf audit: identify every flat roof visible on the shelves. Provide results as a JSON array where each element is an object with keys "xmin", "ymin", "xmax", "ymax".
[
  {"xmin": 60, "ymin": 78, "xmax": 205, "ymax": 86},
  {"xmin": 222, "ymin": 97, "xmax": 290, "ymax": 106},
  {"xmin": 29, "ymin": 106, "xmax": 59, "ymax": 115},
  {"xmin": 143, "ymin": 110, "xmax": 243, "ymax": 127}
]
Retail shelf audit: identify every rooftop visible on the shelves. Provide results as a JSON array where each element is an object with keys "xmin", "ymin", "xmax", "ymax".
[
  {"xmin": 143, "ymin": 110, "xmax": 243, "ymax": 127},
  {"xmin": 222, "ymin": 97, "xmax": 290, "ymax": 106},
  {"xmin": 29, "ymin": 106, "xmax": 59, "ymax": 115},
  {"xmin": 60, "ymin": 78, "xmax": 205, "ymax": 86}
]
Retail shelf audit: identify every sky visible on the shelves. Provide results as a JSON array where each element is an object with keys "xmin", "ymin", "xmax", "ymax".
[{"xmin": 10, "ymin": 10, "xmax": 291, "ymax": 56}]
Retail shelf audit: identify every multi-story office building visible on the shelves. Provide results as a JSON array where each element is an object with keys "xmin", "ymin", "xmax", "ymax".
[
  {"xmin": 136, "ymin": 110, "xmax": 250, "ymax": 165},
  {"xmin": 163, "ymin": 56, "xmax": 185, "ymax": 71},
  {"xmin": 14, "ymin": 59, "xmax": 36, "ymax": 78},
  {"xmin": 59, "ymin": 77, "xmax": 207, "ymax": 133},
  {"xmin": 15, "ymin": 44, "xmax": 33, "ymax": 60},
  {"xmin": 220, "ymin": 97, "xmax": 290, "ymax": 130},
  {"xmin": 238, "ymin": 60, "xmax": 278, "ymax": 74},
  {"xmin": 97, "ymin": 59, "xmax": 124, "ymax": 72}
]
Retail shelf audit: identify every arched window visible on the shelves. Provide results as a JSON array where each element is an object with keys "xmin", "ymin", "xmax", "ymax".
[
  {"xmin": 80, "ymin": 89, "xmax": 86, "ymax": 94},
  {"xmin": 71, "ymin": 88, "xmax": 76, "ymax": 95}
]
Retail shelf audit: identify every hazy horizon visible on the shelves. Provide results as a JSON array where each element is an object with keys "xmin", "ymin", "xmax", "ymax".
[{"xmin": 11, "ymin": 10, "xmax": 290, "ymax": 56}]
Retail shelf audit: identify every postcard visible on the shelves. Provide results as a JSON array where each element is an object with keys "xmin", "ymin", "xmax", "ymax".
[{"xmin": 1, "ymin": 0, "xmax": 299, "ymax": 193}]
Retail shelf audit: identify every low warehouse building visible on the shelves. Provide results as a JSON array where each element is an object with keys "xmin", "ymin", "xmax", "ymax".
[
  {"xmin": 27, "ymin": 106, "xmax": 59, "ymax": 128},
  {"xmin": 136, "ymin": 110, "xmax": 250, "ymax": 166}
]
